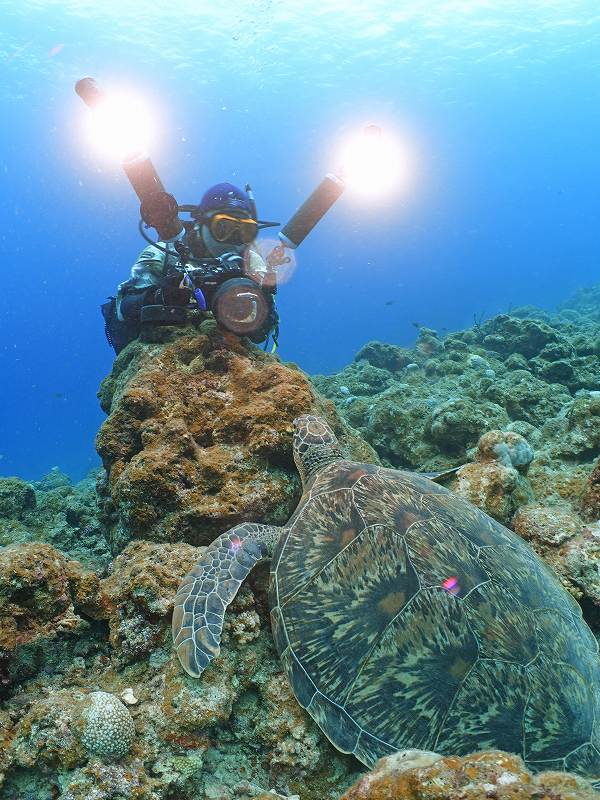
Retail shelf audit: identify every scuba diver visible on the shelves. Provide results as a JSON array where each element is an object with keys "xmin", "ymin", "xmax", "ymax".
[
  {"xmin": 102, "ymin": 182, "xmax": 280, "ymax": 355},
  {"xmin": 76, "ymin": 77, "xmax": 353, "ymax": 356}
]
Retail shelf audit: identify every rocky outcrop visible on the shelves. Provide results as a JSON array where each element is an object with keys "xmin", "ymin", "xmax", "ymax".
[
  {"xmin": 452, "ymin": 430, "xmax": 534, "ymax": 523},
  {"xmin": 102, "ymin": 540, "xmax": 198, "ymax": 663},
  {"xmin": 0, "ymin": 542, "xmax": 108, "ymax": 689},
  {"xmin": 341, "ymin": 749, "xmax": 598, "ymax": 800},
  {"xmin": 0, "ymin": 470, "xmax": 111, "ymax": 573},
  {"xmin": 96, "ymin": 321, "xmax": 377, "ymax": 550},
  {"xmin": 0, "ymin": 478, "xmax": 35, "ymax": 519}
]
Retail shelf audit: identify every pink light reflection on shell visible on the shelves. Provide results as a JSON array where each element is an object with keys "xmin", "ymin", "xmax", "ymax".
[{"xmin": 442, "ymin": 575, "xmax": 461, "ymax": 596}]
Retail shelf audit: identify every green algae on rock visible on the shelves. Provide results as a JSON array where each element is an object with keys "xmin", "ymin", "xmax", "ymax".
[
  {"xmin": 0, "ymin": 469, "xmax": 111, "ymax": 574},
  {"xmin": 0, "ymin": 477, "xmax": 35, "ymax": 520}
]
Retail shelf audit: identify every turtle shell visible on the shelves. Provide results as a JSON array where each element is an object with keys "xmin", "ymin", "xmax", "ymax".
[{"xmin": 269, "ymin": 461, "xmax": 600, "ymax": 778}]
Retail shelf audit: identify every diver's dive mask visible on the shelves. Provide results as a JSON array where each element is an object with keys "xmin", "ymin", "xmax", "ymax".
[{"xmin": 208, "ymin": 213, "xmax": 258, "ymax": 244}]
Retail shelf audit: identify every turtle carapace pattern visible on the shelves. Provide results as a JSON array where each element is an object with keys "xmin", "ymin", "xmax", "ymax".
[{"xmin": 172, "ymin": 415, "xmax": 600, "ymax": 782}]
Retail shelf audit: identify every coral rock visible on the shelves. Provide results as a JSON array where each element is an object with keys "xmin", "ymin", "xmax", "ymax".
[
  {"xmin": 355, "ymin": 341, "xmax": 414, "ymax": 372},
  {"xmin": 0, "ymin": 543, "xmax": 107, "ymax": 685},
  {"xmin": 0, "ymin": 477, "xmax": 35, "ymax": 519},
  {"xmin": 485, "ymin": 370, "xmax": 571, "ymax": 427},
  {"xmin": 454, "ymin": 460, "xmax": 532, "ymax": 523},
  {"xmin": 511, "ymin": 503, "xmax": 600, "ymax": 609},
  {"xmin": 430, "ymin": 398, "xmax": 509, "ymax": 454},
  {"xmin": 81, "ymin": 691, "xmax": 135, "ymax": 760},
  {"xmin": 480, "ymin": 315, "xmax": 561, "ymax": 359},
  {"xmin": 96, "ymin": 324, "xmax": 376, "ymax": 547},
  {"xmin": 60, "ymin": 760, "xmax": 160, "ymax": 800},
  {"xmin": 341, "ymin": 749, "xmax": 598, "ymax": 800},
  {"xmin": 476, "ymin": 430, "xmax": 534, "ymax": 472},
  {"xmin": 10, "ymin": 689, "xmax": 88, "ymax": 771},
  {"xmin": 544, "ymin": 393, "xmax": 600, "ymax": 459},
  {"xmin": 512, "ymin": 503, "xmax": 581, "ymax": 548},
  {"xmin": 101, "ymin": 540, "xmax": 199, "ymax": 662},
  {"xmin": 562, "ymin": 527, "xmax": 600, "ymax": 607},
  {"xmin": 581, "ymin": 458, "xmax": 600, "ymax": 520}
]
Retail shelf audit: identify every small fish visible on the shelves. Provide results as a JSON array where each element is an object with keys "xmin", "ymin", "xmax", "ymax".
[
  {"xmin": 48, "ymin": 43, "xmax": 64, "ymax": 58},
  {"xmin": 384, "ymin": 300, "xmax": 395, "ymax": 306},
  {"xmin": 53, "ymin": 392, "xmax": 66, "ymax": 400}
]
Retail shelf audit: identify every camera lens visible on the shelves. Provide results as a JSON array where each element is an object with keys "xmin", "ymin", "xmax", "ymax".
[{"xmin": 212, "ymin": 278, "xmax": 270, "ymax": 336}]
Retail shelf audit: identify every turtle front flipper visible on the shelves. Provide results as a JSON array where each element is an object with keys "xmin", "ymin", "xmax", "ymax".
[{"xmin": 172, "ymin": 523, "xmax": 281, "ymax": 678}]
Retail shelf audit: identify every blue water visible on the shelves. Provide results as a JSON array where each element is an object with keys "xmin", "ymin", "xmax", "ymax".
[{"xmin": 1, "ymin": 1, "xmax": 600, "ymax": 480}]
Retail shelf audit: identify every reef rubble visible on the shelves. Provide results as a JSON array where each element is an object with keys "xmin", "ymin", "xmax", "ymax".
[{"xmin": 0, "ymin": 286, "xmax": 599, "ymax": 798}]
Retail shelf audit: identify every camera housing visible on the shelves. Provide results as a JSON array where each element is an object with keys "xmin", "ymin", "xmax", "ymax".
[{"xmin": 143, "ymin": 253, "xmax": 278, "ymax": 344}]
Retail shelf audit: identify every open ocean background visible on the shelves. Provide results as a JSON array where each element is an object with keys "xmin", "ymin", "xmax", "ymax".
[{"xmin": 0, "ymin": 0, "xmax": 599, "ymax": 480}]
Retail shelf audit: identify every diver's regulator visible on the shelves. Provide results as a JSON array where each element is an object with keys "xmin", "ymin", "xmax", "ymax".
[{"xmin": 75, "ymin": 77, "xmax": 349, "ymax": 342}]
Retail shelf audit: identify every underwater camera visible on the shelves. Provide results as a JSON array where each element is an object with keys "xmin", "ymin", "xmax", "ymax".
[{"xmin": 134, "ymin": 187, "xmax": 279, "ymax": 343}]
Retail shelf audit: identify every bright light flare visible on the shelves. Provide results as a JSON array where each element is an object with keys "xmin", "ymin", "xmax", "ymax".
[
  {"xmin": 337, "ymin": 125, "xmax": 409, "ymax": 198},
  {"xmin": 83, "ymin": 91, "xmax": 155, "ymax": 162}
]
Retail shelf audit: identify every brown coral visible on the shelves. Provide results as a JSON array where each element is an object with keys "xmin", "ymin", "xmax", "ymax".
[
  {"xmin": 96, "ymin": 323, "xmax": 376, "ymax": 548},
  {"xmin": 581, "ymin": 457, "xmax": 600, "ymax": 521},
  {"xmin": 511, "ymin": 503, "xmax": 600, "ymax": 609},
  {"xmin": 454, "ymin": 461, "xmax": 531, "ymax": 523},
  {"xmin": 101, "ymin": 540, "xmax": 199, "ymax": 662},
  {"xmin": 0, "ymin": 543, "xmax": 108, "ymax": 685},
  {"xmin": 451, "ymin": 430, "xmax": 534, "ymax": 523},
  {"xmin": 341, "ymin": 749, "xmax": 598, "ymax": 800}
]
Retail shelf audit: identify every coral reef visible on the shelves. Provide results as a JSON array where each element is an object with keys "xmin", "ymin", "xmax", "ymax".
[
  {"xmin": 0, "ymin": 542, "xmax": 108, "ymax": 690},
  {"xmin": 451, "ymin": 430, "xmax": 534, "ymax": 522},
  {"xmin": 96, "ymin": 320, "xmax": 377, "ymax": 550},
  {"xmin": 0, "ymin": 478, "xmax": 35, "ymax": 520},
  {"xmin": 3, "ymin": 284, "xmax": 600, "ymax": 798},
  {"xmin": 0, "ymin": 469, "xmax": 111, "ymax": 573},
  {"xmin": 341, "ymin": 749, "xmax": 597, "ymax": 800},
  {"xmin": 0, "ymin": 536, "xmax": 359, "ymax": 799},
  {"xmin": 0, "ymin": 329, "xmax": 371, "ymax": 800},
  {"xmin": 102, "ymin": 540, "xmax": 199, "ymax": 663}
]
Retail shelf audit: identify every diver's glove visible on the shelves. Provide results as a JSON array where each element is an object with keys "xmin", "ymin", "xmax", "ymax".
[{"xmin": 149, "ymin": 272, "xmax": 193, "ymax": 306}]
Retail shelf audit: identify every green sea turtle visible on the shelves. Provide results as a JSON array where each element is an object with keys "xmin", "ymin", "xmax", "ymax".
[{"xmin": 172, "ymin": 415, "xmax": 600, "ymax": 781}]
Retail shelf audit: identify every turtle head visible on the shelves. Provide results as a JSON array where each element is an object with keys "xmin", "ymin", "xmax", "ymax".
[{"xmin": 292, "ymin": 415, "xmax": 343, "ymax": 485}]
